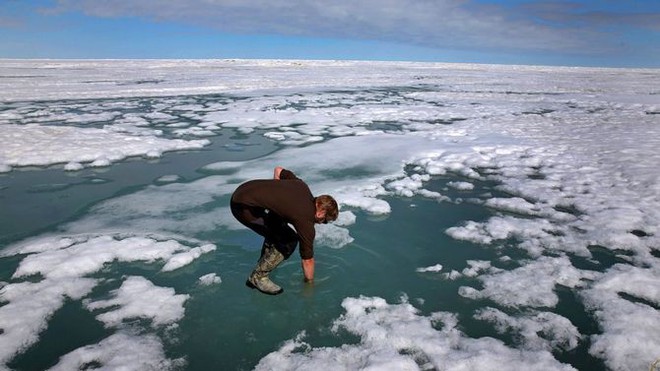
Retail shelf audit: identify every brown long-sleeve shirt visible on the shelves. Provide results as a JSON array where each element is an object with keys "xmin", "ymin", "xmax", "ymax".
[{"xmin": 231, "ymin": 169, "xmax": 317, "ymax": 259}]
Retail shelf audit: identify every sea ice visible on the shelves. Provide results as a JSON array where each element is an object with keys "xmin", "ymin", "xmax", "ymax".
[{"xmin": 1, "ymin": 59, "xmax": 659, "ymax": 370}]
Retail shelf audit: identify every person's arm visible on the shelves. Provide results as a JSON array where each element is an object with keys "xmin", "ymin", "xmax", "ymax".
[
  {"xmin": 302, "ymin": 257, "xmax": 315, "ymax": 282},
  {"xmin": 298, "ymin": 223, "xmax": 315, "ymax": 281},
  {"xmin": 274, "ymin": 166, "xmax": 284, "ymax": 180}
]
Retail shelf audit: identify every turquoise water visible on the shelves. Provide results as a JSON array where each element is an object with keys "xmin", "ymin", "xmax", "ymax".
[
  {"xmin": 4, "ymin": 62, "xmax": 658, "ymax": 370},
  {"xmin": 0, "ymin": 135, "xmax": 604, "ymax": 369},
  {"xmin": 0, "ymin": 132, "xmax": 277, "ymax": 244}
]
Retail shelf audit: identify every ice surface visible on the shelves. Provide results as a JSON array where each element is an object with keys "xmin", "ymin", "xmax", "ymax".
[
  {"xmin": 1, "ymin": 59, "xmax": 659, "ymax": 370},
  {"xmin": 475, "ymin": 307, "xmax": 581, "ymax": 352},
  {"xmin": 48, "ymin": 332, "xmax": 184, "ymax": 371},
  {"xmin": 0, "ymin": 123, "xmax": 209, "ymax": 172},
  {"xmin": 458, "ymin": 255, "xmax": 597, "ymax": 308},
  {"xmin": 198, "ymin": 273, "xmax": 222, "ymax": 286},
  {"xmin": 416, "ymin": 264, "xmax": 443, "ymax": 273},
  {"xmin": 0, "ymin": 235, "xmax": 213, "ymax": 366},
  {"xmin": 582, "ymin": 264, "xmax": 660, "ymax": 371},
  {"xmin": 255, "ymin": 296, "xmax": 576, "ymax": 371},
  {"xmin": 85, "ymin": 276, "xmax": 189, "ymax": 328},
  {"xmin": 0, "ymin": 277, "xmax": 97, "ymax": 366}
]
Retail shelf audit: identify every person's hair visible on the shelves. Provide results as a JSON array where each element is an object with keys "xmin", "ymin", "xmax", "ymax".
[{"xmin": 316, "ymin": 195, "xmax": 339, "ymax": 222}]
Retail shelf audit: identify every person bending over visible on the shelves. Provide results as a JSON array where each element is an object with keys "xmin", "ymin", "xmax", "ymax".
[{"xmin": 230, "ymin": 166, "xmax": 339, "ymax": 295}]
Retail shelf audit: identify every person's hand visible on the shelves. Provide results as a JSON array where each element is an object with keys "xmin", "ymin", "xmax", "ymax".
[
  {"xmin": 302, "ymin": 279, "xmax": 314, "ymax": 298},
  {"xmin": 273, "ymin": 166, "xmax": 284, "ymax": 179}
]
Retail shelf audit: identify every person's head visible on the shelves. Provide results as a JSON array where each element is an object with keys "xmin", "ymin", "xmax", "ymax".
[{"xmin": 314, "ymin": 195, "xmax": 339, "ymax": 224}]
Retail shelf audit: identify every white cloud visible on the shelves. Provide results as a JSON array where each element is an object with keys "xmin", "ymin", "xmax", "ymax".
[{"xmin": 47, "ymin": 0, "xmax": 604, "ymax": 53}]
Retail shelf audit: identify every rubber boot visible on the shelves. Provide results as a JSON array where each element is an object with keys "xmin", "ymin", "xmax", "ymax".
[{"xmin": 246, "ymin": 243, "xmax": 285, "ymax": 295}]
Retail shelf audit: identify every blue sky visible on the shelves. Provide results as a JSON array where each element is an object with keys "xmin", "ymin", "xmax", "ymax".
[{"xmin": 1, "ymin": 0, "xmax": 659, "ymax": 67}]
